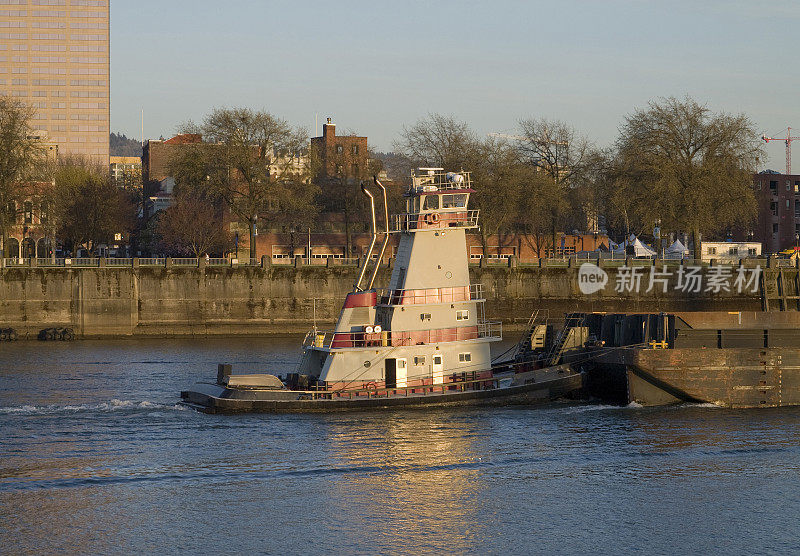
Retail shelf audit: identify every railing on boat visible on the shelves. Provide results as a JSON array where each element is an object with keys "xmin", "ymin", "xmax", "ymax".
[
  {"xmin": 376, "ymin": 284, "xmax": 483, "ymax": 306},
  {"xmin": 304, "ymin": 321, "xmax": 502, "ymax": 349},
  {"xmin": 297, "ymin": 372, "xmax": 502, "ymax": 401},
  {"xmin": 391, "ymin": 210, "xmax": 479, "ymax": 232},
  {"xmin": 411, "ymin": 170, "xmax": 473, "ymax": 191}
]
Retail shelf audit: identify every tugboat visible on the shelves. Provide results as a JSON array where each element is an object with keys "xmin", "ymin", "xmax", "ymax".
[{"xmin": 181, "ymin": 169, "xmax": 583, "ymax": 413}]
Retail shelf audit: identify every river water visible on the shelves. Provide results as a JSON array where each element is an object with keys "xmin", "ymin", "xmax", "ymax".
[{"xmin": 2, "ymin": 337, "xmax": 800, "ymax": 555}]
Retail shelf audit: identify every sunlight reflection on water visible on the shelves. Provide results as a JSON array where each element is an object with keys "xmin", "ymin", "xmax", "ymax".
[{"xmin": 2, "ymin": 338, "xmax": 800, "ymax": 554}]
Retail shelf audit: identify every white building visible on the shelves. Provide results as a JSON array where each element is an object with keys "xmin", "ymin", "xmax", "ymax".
[{"xmin": 701, "ymin": 242, "xmax": 761, "ymax": 262}]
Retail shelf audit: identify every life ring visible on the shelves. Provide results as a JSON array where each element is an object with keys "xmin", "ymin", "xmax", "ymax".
[{"xmin": 424, "ymin": 212, "xmax": 440, "ymax": 225}]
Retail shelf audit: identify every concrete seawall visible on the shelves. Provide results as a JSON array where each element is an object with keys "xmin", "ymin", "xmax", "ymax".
[{"xmin": 0, "ymin": 264, "xmax": 764, "ymax": 338}]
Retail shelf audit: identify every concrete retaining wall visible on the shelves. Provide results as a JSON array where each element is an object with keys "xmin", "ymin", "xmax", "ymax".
[{"xmin": 0, "ymin": 264, "xmax": 763, "ymax": 338}]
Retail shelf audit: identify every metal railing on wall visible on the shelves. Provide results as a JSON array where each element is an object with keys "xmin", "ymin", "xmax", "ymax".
[{"xmin": 0, "ymin": 255, "xmax": 786, "ymax": 270}]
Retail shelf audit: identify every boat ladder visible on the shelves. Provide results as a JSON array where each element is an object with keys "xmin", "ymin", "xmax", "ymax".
[{"xmin": 546, "ymin": 314, "xmax": 584, "ymax": 366}]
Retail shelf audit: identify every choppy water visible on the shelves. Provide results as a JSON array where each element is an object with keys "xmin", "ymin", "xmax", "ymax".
[{"xmin": 2, "ymin": 337, "xmax": 800, "ymax": 555}]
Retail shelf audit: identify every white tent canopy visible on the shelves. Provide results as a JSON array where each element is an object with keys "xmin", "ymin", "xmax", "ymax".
[
  {"xmin": 664, "ymin": 239, "xmax": 689, "ymax": 259},
  {"xmin": 611, "ymin": 235, "xmax": 656, "ymax": 257}
]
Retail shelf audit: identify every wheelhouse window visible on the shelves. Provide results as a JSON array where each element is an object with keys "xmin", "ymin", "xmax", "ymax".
[
  {"xmin": 414, "ymin": 356, "xmax": 426, "ymax": 366},
  {"xmin": 456, "ymin": 309, "xmax": 469, "ymax": 321},
  {"xmin": 458, "ymin": 353, "xmax": 472, "ymax": 363},
  {"xmin": 442, "ymin": 194, "xmax": 467, "ymax": 208},
  {"xmin": 423, "ymin": 195, "xmax": 439, "ymax": 210},
  {"xmin": 420, "ymin": 313, "xmax": 431, "ymax": 321}
]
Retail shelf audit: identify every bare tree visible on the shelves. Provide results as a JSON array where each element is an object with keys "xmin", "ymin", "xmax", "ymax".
[
  {"xmin": 0, "ymin": 96, "xmax": 47, "ymax": 256},
  {"xmin": 394, "ymin": 114, "xmax": 479, "ymax": 170},
  {"xmin": 52, "ymin": 157, "xmax": 136, "ymax": 254},
  {"xmin": 471, "ymin": 137, "xmax": 534, "ymax": 250},
  {"xmin": 612, "ymin": 97, "xmax": 762, "ymax": 257},
  {"xmin": 515, "ymin": 118, "xmax": 594, "ymax": 254},
  {"xmin": 170, "ymin": 107, "xmax": 319, "ymax": 261},
  {"xmin": 517, "ymin": 118, "xmax": 592, "ymax": 185},
  {"xmin": 157, "ymin": 193, "xmax": 232, "ymax": 257}
]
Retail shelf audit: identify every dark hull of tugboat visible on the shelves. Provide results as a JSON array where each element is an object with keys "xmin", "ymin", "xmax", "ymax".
[
  {"xmin": 586, "ymin": 348, "xmax": 800, "ymax": 408},
  {"xmin": 180, "ymin": 365, "xmax": 583, "ymax": 414}
]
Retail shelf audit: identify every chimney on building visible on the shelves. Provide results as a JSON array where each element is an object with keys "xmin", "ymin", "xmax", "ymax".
[{"xmin": 323, "ymin": 117, "xmax": 335, "ymax": 140}]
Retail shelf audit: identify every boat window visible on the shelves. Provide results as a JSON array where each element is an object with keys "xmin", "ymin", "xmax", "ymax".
[
  {"xmin": 456, "ymin": 309, "xmax": 469, "ymax": 321},
  {"xmin": 423, "ymin": 195, "xmax": 439, "ymax": 210},
  {"xmin": 414, "ymin": 356, "xmax": 426, "ymax": 366},
  {"xmin": 420, "ymin": 313, "xmax": 431, "ymax": 321},
  {"xmin": 458, "ymin": 352, "xmax": 472, "ymax": 363},
  {"xmin": 433, "ymin": 355, "xmax": 442, "ymax": 365},
  {"xmin": 442, "ymin": 194, "xmax": 467, "ymax": 209},
  {"xmin": 397, "ymin": 359, "xmax": 407, "ymax": 369}
]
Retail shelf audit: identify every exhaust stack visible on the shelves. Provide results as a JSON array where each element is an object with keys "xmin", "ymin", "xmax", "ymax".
[
  {"xmin": 367, "ymin": 177, "xmax": 390, "ymax": 290},
  {"xmin": 354, "ymin": 182, "xmax": 378, "ymax": 292}
]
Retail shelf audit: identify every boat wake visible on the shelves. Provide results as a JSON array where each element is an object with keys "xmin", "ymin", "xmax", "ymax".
[
  {"xmin": 0, "ymin": 398, "xmax": 189, "ymax": 415},
  {"xmin": 557, "ymin": 401, "xmax": 724, "ymax": 414}
]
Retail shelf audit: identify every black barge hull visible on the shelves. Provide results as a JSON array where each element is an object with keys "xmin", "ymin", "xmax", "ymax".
[
  {"xmin": 181, "ymin": 365, "xmax": 583, "ymax": 414},
  {"xmin": 589, "ymin": 347, "xmax": 800, "ymax": 408}
]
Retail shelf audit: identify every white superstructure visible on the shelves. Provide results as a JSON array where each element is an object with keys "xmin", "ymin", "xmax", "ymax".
[{"xmin": 297, "ymin": 169, "xmax": 501, "ymax": 389}]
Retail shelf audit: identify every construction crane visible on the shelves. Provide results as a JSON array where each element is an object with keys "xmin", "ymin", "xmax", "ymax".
[{"xmin": 762, "ymin": 127, "xmax": 800, "ymax": 175}]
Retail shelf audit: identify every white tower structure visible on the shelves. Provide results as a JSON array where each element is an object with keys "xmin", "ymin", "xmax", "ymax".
[{"xmin": 298, "ymin": 169, "xmax": 501, "ymax": 389}]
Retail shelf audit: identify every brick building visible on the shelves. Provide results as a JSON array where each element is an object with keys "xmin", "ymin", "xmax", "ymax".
[
  {"xmin": 753, "ymin": 171, "xmax": 800, "ymax": 253},
  {"xmin": 311, "ymin": 118, "xmax": 368, "ymax": 182},
  {"xmin": 310, "ymin": 118, "xmax": 371, "ymax": 256},
  {"xmin": 4, "ymin": 181, "xmax": 55, "ymax": 259},
  {"xmin": 141, "ymin": 134, "xmax": 202, "ymax": 192}
]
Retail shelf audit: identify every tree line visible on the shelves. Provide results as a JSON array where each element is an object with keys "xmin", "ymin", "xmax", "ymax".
[
  {"xmin": 390, "ymin": 98, "xmax": 763, "ymax": 259},
  {"xmin": 0, "ymin": 94, "xmax": 763, "ymax": 259}
]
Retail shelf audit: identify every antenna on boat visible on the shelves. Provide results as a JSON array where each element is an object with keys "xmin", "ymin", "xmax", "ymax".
[
  {"xmin": 367, "ymin": 177, "xmax": 390, "ymax": 290},
  {"xmin": 354, "ymin": 182, "xmax": 378, "ymax": 292}
]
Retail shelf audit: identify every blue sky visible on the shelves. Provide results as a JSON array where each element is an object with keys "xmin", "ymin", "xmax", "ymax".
[{"xmin": 112, "ymin": 0, "xmax": 800, "ymax": 169}]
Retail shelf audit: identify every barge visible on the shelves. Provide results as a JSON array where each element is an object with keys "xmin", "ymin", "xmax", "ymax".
[
  {"xmin": 181, "ymin": 169, "xmax": 583, "ymax": 413},
  {"xmin": 528, "ymin": 311, "xmax": 800, "ymax": 408}
]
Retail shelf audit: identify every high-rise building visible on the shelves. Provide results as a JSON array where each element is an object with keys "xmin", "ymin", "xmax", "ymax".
[{"xmin": 0, "ymin": 0, "xmax": 110, "ymax": 163}]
